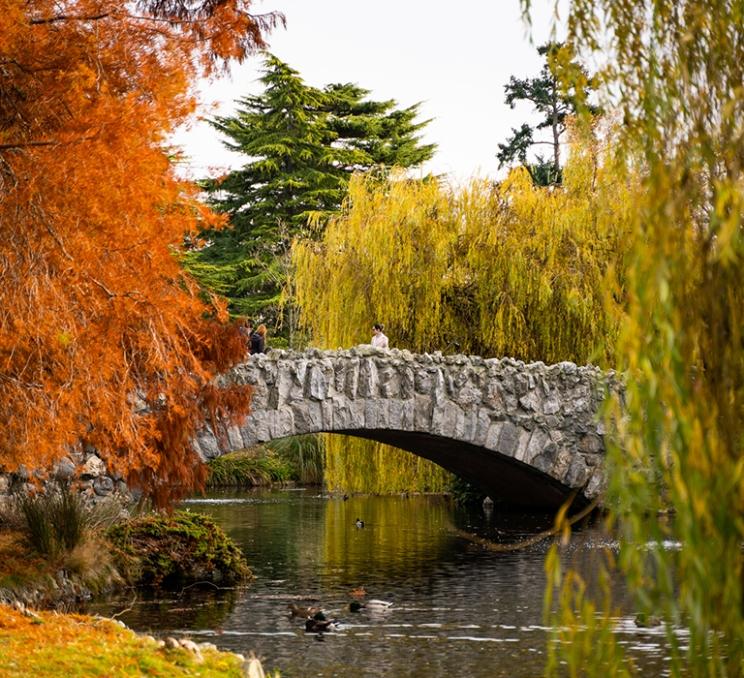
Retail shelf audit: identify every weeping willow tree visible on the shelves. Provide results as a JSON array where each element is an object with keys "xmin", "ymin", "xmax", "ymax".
[
  {"xmin": 514, "ymin": 1, "xmax": 744, "ymax": 676},
  {"xmin": 291, "ymin": 129, "xmax": 636, "ymax": 493}
]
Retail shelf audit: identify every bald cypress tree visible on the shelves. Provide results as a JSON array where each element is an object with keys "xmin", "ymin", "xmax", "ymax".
[{"xmin": 185, "ymin": 55, "xmax": 435, "ymax": 335}]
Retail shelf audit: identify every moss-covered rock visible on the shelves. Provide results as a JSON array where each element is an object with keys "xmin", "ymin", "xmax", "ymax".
[{"xmin": 108, "ymin": 511, "xmax": 251, "ymax": 589}]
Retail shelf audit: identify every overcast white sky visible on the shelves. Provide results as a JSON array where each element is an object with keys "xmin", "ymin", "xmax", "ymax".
[{"xmin": 175, "ymin": 1, "xmax": 564, "ymax": 183}]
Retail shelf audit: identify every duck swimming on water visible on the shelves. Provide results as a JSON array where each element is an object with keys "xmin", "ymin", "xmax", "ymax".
[
  {"xmin": 304, "ymin": 611, "xmax": 337, "ymax": 633},
  {"xmin": 287, "ymin": 603, "xmax": 321, "ymax": 618},
  {"xmin": 349, "ymin": 599, "xmax": 393, "ymax": 613},
  {"xmin": 355, "ymin": 518, "xmax": 364, "ymax": 528}
]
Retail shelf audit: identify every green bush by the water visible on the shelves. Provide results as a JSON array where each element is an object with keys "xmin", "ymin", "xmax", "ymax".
[
  {"xmin": 206, "ymin": 447, "xmax": 293, "ymax": 487},
  {"xmin": 108, "ymin": 511, "xmax": 251, "ymax": 589},
  {"xmin": 267, "ymin": 435, "xmax": 324, "ymax": 485}
]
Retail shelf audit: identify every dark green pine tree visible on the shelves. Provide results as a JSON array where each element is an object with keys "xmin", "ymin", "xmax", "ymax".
[
  {"xmin": 496, "ymin": 42, "xmax": 598, "ymax": 186},
  {"xmin": 185, "ymin": 54, "xmax": 435, "ymax": 339}
]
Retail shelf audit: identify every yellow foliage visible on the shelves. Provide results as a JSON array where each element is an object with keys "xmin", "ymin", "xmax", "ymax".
[
  {"xmin": 522, "ymin": 0, "xmax": 744, "ymax": 675},
  {"xmin": 0, "ymin": 604, "xmax": 246, "ymax": 677},
  {"xmin": 292, "ymin": 129, "xmax": 637, "ymax": 493}
]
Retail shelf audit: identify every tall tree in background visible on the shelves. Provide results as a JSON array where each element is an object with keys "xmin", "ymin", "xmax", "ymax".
[
  {"xmin": 497, "ymin": 42, "xmax": 597, "ymax": 186},
  {"xmin": 185, "ymin": 54, "xmax": 435, "ymax": 335},
  {"xmin": 0, "ymin": 1, "xmax": 281, "ymax": 505},
  {"xmin": 292, "ymin": 131, "xmax": 637, "ymax": 492}
]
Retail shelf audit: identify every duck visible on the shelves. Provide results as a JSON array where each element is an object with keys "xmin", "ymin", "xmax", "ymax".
[
  {"xmin": 349, "ymin": 599, "xmax": 393, "ymax": 613},
  {"xmin": 355, "ymin": 518, "xmax": 365, "ymax": 528},
  {"xmin": 287, "ymin": 603, "xmax": 321, "ymax": 618},
  {"xmin": 304, "ymin": 611, "xmax": 337, "ymax": 633},
  {"xmin": 633, "ymin": 613, "xmax": 662, "ymax": 628}
]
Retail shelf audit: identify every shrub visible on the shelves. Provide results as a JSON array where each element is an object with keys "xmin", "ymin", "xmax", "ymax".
[
  {"xmin": 267, "ymin": 435, "xmax": 324, "ymax": 484},
  {"xmin": 108, "ymin": 510, "xmax": 251, "ymax": 589},
  {"xmin": 16, "ymin": 483, "xmax": 87, "ymax": 557},
  {"xmin": 206, "ymin": 448, "xmax": 292, "ymax": 487}
]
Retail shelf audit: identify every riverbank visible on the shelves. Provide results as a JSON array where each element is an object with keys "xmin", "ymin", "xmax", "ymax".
[
  {"xmin": 0, "ymin": 502, "xmax": 251, "ymax": 609},
  {"xmin": 0, "ymin": 603, "xmax": 269, "ymax": 677}
]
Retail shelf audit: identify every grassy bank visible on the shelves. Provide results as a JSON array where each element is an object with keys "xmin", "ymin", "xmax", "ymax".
[
  {"xmin": 0, "ymin": 604, "xmax": 260, "ymax": 677},
  {"xmin": 0, "ymin": 487, "xmax": 251, "ymax": 606},
  {"xmin": 207, "ymin": 437, "xmax": 324, "ymax": 488}
]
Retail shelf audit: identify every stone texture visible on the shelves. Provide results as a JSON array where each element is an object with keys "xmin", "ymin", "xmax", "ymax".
[
  {"xmin": 93, "ymin": 476, "xmax": 115, "ymax": 496},
  {"xmin": 81, "ymin": 455, "xmax": 106, "ymax": 478},
  {"xmin": 53, "ymin": 456, "xmax": 77, "ymax": 480},
  {"xmin": 204, "ymin": 347, "xmax": 618, "ymax": 503}
]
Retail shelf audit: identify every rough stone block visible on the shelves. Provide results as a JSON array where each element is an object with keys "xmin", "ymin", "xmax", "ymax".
[
  {"xmin": 459, "ymin": 385, "xmax": 483, "ymax": 407},
  {"xmin": 414, "ymin": 369, "xmax": 434, "ymax": 394},
  {"xmin": 523, "ymin": 429, "xmax": 550, "ymax": 464},
  {"xmin": 563, "ymin": 455, "xmax": 590, "ymax": 488},
  {"xmin": 93, "ymin": 476, "xmax": 114, "ymax": 496},
  {"xmin": 54, "ymin": 456, "xmax": 76, "ymax": 480},
  {"xmin": 579, "ymin": 433, "xmax": 603, "ymax": 454},
  {"xmin": 250, "ymin": 411, "xmax": 272, "ymax": 442},
  {"xmin": 307, "ymin": 365, "xmax": 328, "ymax": 401},
  {"xmin": 292, "ymin": 359, "xmax": 308, "ymax": 385},
  {"xmin": 584, "ymin": 467, "xmax": 606, "ymax": 498},
  {"xmin": 261, "ymin": 361, "xmax": 278, "ymax": 385},
  {"xmin": 543, "ymin": 396, "xmax": 561, "ymax": 415},
  {"xmin": 473, "ymin": 409, "xmax": 491, "ymax": 447},
  {"xmin": 291, "ymin": 401, "xmax": 322, "ymax": 435},
  {"xmin": 81, "ymin": 455, "xmax": 106, "ymax": 478},
  {"xmin": 272, "ymin": 409, "xmax": 295, "ymax": 439},
  {"xmin": 333, "ymin": 362, "xmax": 347, "ymax": 393},
  {"xmin": 461, "ymin": 407, "xmax": 479, "ymax": 442},
  {"xmin": 357, "ymin": 359, "xmax": 377, "ymax": 398},
  {"xmin": 195, "ymin": 432, "xmax": 221, "ymax": 460},
  {"xmin": 226, "ymin": 426, "xmax": 244, "ymax": 450},
  {"xmin": 513, "ymin": 427, "xmax": 534, "ymax": 462},
  {"xmin": 399, "ymin": 400, "xmax": 415, "ymax": 430},
  {"xmin": 532, "ymin": 442, "xmax": 558, "ymax": 474},
  {"xmin": 344, "ymin": 358, "xmax": 360, "ymax": 399},
  {"xmin": 496, "ymin": 422, "xmax": 520, "ymax": 457},
  {"xmin": 320, "ymin": 399, "xmax": 334, "ymax": 430},
  {"xmin": 485, "ymin": 421, "xmax": 504, "ymax": 450},
  {"xmin": 432, "ymin": 401, "xmax": 462, "ymax": 438},
  {"xmin": 414, "ymin": 394, "xmax": 433, "ymax": 431}
]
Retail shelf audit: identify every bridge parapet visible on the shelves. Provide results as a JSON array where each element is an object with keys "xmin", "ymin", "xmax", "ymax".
[{"xmin": 196, "ymin": 347, "xmax": 619, "ymax": 507}]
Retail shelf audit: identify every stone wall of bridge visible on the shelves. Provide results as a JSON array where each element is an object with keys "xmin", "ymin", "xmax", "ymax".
[{"xmin": 195, "ymin": 347, "xmax": 618, "ymax": 508}]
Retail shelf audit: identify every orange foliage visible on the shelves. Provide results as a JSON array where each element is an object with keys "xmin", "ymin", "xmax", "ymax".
[{"xmin": 0, "ymin": 1, "xmax": 282, "ymax": 504}]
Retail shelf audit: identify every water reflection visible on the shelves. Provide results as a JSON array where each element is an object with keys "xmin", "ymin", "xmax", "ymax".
[{"xmin": 88, "ymin": 489, "xmax": 670, "ymax": 677}]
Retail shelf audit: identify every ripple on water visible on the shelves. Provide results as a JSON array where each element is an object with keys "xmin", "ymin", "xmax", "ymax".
[
  {"xmin": 92, "ymin": 491, "xmax": 675, "ymax": 678},
  {"xmin": 184, "ymin": 497, "xmax": 288, "ymax": 506}
]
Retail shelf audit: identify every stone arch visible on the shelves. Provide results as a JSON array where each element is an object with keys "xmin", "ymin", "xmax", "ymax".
[{"xmin": 195, "ymin": 347, "xmax": 615, "ymax": 509}]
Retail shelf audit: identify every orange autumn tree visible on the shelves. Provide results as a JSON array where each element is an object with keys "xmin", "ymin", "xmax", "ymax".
[{"xmin": 0, "ymin": 1, "xmax": 283, "ymax": 504}]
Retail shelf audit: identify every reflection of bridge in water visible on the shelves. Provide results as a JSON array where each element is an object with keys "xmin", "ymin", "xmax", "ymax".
[{"xmin": 197, "ymin": 347, "xmax": 617, "ymax": 509}]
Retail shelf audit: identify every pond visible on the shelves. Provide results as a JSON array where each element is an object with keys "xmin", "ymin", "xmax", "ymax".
[{"xmin": 89, "ymin": 489, "xmax": 674, "ymax": 677}]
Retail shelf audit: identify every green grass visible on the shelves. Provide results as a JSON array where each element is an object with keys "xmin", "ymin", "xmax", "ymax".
[
  {"xmin": 267, "ymin": 435, "xmax": 324, "ymax": 485},
  {"xmin": 15, "ymin": 483, "xmax": 88, "ymax": 557},
  {"xmin": 206, "ymin": 448, "xmax": 293, "ymax": 487},
  {"xmin": 0, "ymin": 604, "xmax": 255, "ymax": 677}
]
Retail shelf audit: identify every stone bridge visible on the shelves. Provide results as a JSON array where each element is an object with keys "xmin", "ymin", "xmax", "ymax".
[{"xmin": 196, "ymin": 347, "xmax": 617, "ymax": 508}]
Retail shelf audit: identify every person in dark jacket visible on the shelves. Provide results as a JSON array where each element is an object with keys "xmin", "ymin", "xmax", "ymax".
[
  {"xmin": 251, "ymin": 324, "xmax": 267, "ymax": 354},
  {"xmin": 238, "ymin": 318, "xmax": 253, "ymax": 355}
]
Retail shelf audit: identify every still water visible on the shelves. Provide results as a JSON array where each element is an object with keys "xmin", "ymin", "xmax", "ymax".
[{"xmin": 90, "ymin": 489, "xmax": 673, "ymax": 677}]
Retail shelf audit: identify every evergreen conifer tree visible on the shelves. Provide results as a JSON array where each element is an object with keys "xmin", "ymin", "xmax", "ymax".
[
  {"xmin": 185, "ymin": 55, "xmax": 435, "ymax": 336},
  {"xmin": 496, "ymin": 42, "xmax": 597, "ymax": 186}
]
